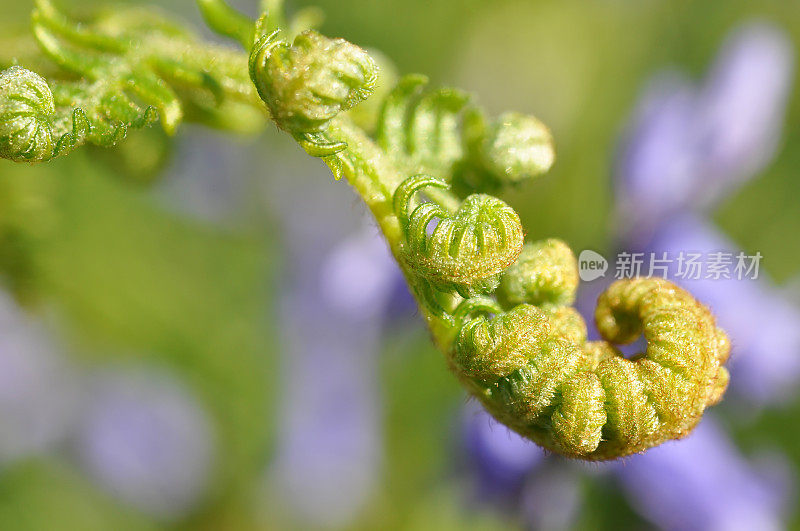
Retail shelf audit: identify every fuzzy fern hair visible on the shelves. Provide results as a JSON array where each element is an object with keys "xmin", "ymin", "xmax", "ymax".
[{"xmin": 0, "ymin": 0, "xmax": 730, "ymax": 460}]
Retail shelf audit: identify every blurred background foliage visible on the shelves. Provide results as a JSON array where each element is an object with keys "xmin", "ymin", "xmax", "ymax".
[{"xmin": 0, "ymin": 0, "xmax": 798, "ymax": 529}]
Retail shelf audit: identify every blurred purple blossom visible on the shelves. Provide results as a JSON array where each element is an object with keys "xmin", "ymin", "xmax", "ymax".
[
  {"xmin": 265, "ymin": 163, "xmax": 404, "ymax": 527},
  {"xmin": 461, "ymin": 402, "xmax": 544, "ymax": 503},
  {"xmin": 616, "ymin": 22, "xmax": 794, "ymax": 246},
  {"xmin": 319, "ymin": 226, "xmax": 401, "ymax": 322},
  {"xmin": 462, "ymin": 401, "xmax": 794, "ymax": 530},
  {"xmin": 698, "ymin": 23, "xmax": 794, "ymax": 192},
  {"xmin": 74, "ymin": 366, "xmax": 215, "ymax": 520},
  {"xmin": 461, "ymin": 403, "xmax": 588, "ymax": 529},
  {"xmin": 617, "ymin": 418, "xmax": 793, "ymax": 531},
  {"xmin": 272, "ymin": 223, "xmax": 395, "ymax": 528},
  {"xmin": 616, "ymin": 73, "xmax": 699, "ymax": 244},
  {"xmin": 0, "ymin": 291, "xmax": 77, "ymax": 463},
  {"xmin": 520, "ymin": 464, "xmax": 583, "ymax": 531}
]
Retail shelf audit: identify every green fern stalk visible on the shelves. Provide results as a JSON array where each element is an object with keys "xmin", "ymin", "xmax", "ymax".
[{"xmin": 0, "ymin": 0, "xmax": 730, "ymax": 460}]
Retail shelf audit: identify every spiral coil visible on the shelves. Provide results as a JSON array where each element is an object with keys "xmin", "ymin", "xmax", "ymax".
[
  {"xmin": 0, "ymin": 67, "xmax": 55, "ymax": 162},
  {"xmin": 393, "ymin": 174, "xmax": 524, "ymax": 297},
  {"xmin": 376, "ymin": 75, "xmax": 555, "ymax": 190},
  {"xmin": 451, "ymin": 278, "xmax": 730, "ymax": 460}
]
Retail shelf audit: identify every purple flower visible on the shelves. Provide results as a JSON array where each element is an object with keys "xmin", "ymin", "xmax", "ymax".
[
  {"xmin": 616, "ymin": 22, "xmax": 794, "ymax": 245},
  {"xmin": 74, "ymin": 366, "xmax": 215, "ymax": 520},
  {"xmin": 615, "ymin": 72, "xmax": 700, "ymax": 245},
  {"xmin": 319, "ymin": 226, "xmax": 401, "ymax": 321},
  {"xmin": 520, "ymin": 464, "xmax": 582, "ymax": 531},
  {"xmin": 617, "ymin": 418, "xmax": 792, "ymax": 530},
  {"xmin": 0, "ymin": 291, "xmax": 77, "ymax": 462},
  {"xmin": 270, "ymin": 206, "xmax": 399, "ymax": 527},
  {"xmin": 461, "ymin": 402, "xmax": 544, "ymax": 502},
  {"xmin": 154, "ymin": 128, "xmax": 255, "ymax": 225},
  {"xmin": 461, "ymin": 402, "xmax": 591, "ymax": 529},
  {"xmin": 697, "ymin": 23, "xmax": 795, "ymax": 197}
]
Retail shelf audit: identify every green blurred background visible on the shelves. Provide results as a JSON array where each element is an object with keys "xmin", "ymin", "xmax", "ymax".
[{"xmin": 0, "ymin": 0, "xmax": 798, "ymax": 529}]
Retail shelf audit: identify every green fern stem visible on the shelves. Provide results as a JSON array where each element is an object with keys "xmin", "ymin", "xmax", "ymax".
[
  {"xmin": 0, "ymin": 0, "xmax": 730, "ymax": 460},
  {"xmin": 323, "ymin": 117, "xmax": 462, "ymax": 344}
]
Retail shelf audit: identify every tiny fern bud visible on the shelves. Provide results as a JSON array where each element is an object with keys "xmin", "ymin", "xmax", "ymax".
[
  {"xmin": 376, "ymin": 75, "xmax": 470, "ymax": 177},
  {"xmin": 474, "ymin": 112, "xmax": 555, "ymax": 185},
  {"xmin": 375, "ymin": 76, "xmax": 555, "ymax": 193},
  {"xmin": 0, "ymin": 67, "xmax": 55, "ymax": 162},
  {"xmin": 497, "ymin": 239, "xmax": 579, "ymax": 308},
  {"xmin": 393, "ymin": 174, "xmax": 524, "ymax": 297},
  {"xmin": 250, "ymin": 30, "xmax": 378, "ymax": 134},
  {"xmin": 453, "ymin": 304, "xmax": 553, "ymax": 385}
]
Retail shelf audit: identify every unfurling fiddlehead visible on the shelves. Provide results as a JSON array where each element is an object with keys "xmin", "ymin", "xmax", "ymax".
[
  {"xmin": 496, "ymin": 238, "xmax": 579, "ymax": 308},
  {"xmin": 248, "ymin": 25, "xmax": 378, "ymax": 180},
  {"xmin": 250, "ymin": 30, "xmax": 378, "ymax": 134},
  {"xmin": 0, "ymin": 0, "xmax": 263, "ymax": 163},
  {"xmin": 376, "ymin": 75, "xmax": 556, "ymax": 191},
  {"xmin": 2, "ymin": 0, "xmax": 731, "ymax": 460},
  {"xmin": 241, "ymin": 7, "xmax": 727, "ymax": 457},
  {"xmin": 0, "ymin": 67, "xmax": 56, "ymax": 162},
  {"xmin": 393, "ymin": 174, "xmax": 524, "ymax": 297},
  {"xmin": 452, "ymin": 278, "xmax": 729, "ymax": 459}
]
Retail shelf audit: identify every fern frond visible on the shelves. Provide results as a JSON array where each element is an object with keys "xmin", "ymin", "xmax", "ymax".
[
  {"xmin": 375, "ymin": 75, "xmax": 555, "ymax": 192},
  {"xmin": 250, "ymin": 29, "xmax": 377, "ymax": 134},
  {"xmin": 0, "ymin": 66, "xmax": 58, "ymax": 162},
  {"xmin": 248, "ymin": 25, "xmax": 377, "ymax": 179},
  {"xmin": 496, "ymin": 239, "xmax": 579, "ymax": 308},
  {"xmin": 452, "ymin": 279, "xmax": 729, "ymax": 459},
  {"xmin": 377, "ymin": 75, "xmax": 470, "ymax": 177},
  {"xmin": 393, "ymin": 174, "xmax": 524, "ymax": 297},
  {"xmin": 0, "ymin": 0, "xmax": 732, "ymax": 461},
  {"xmin": 241, "ymin": 4, "xmax": 730, "ymax": 459},
  {"xmin": 0, "ymin": 0, "xmax": 262, "ymax": 163}
]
